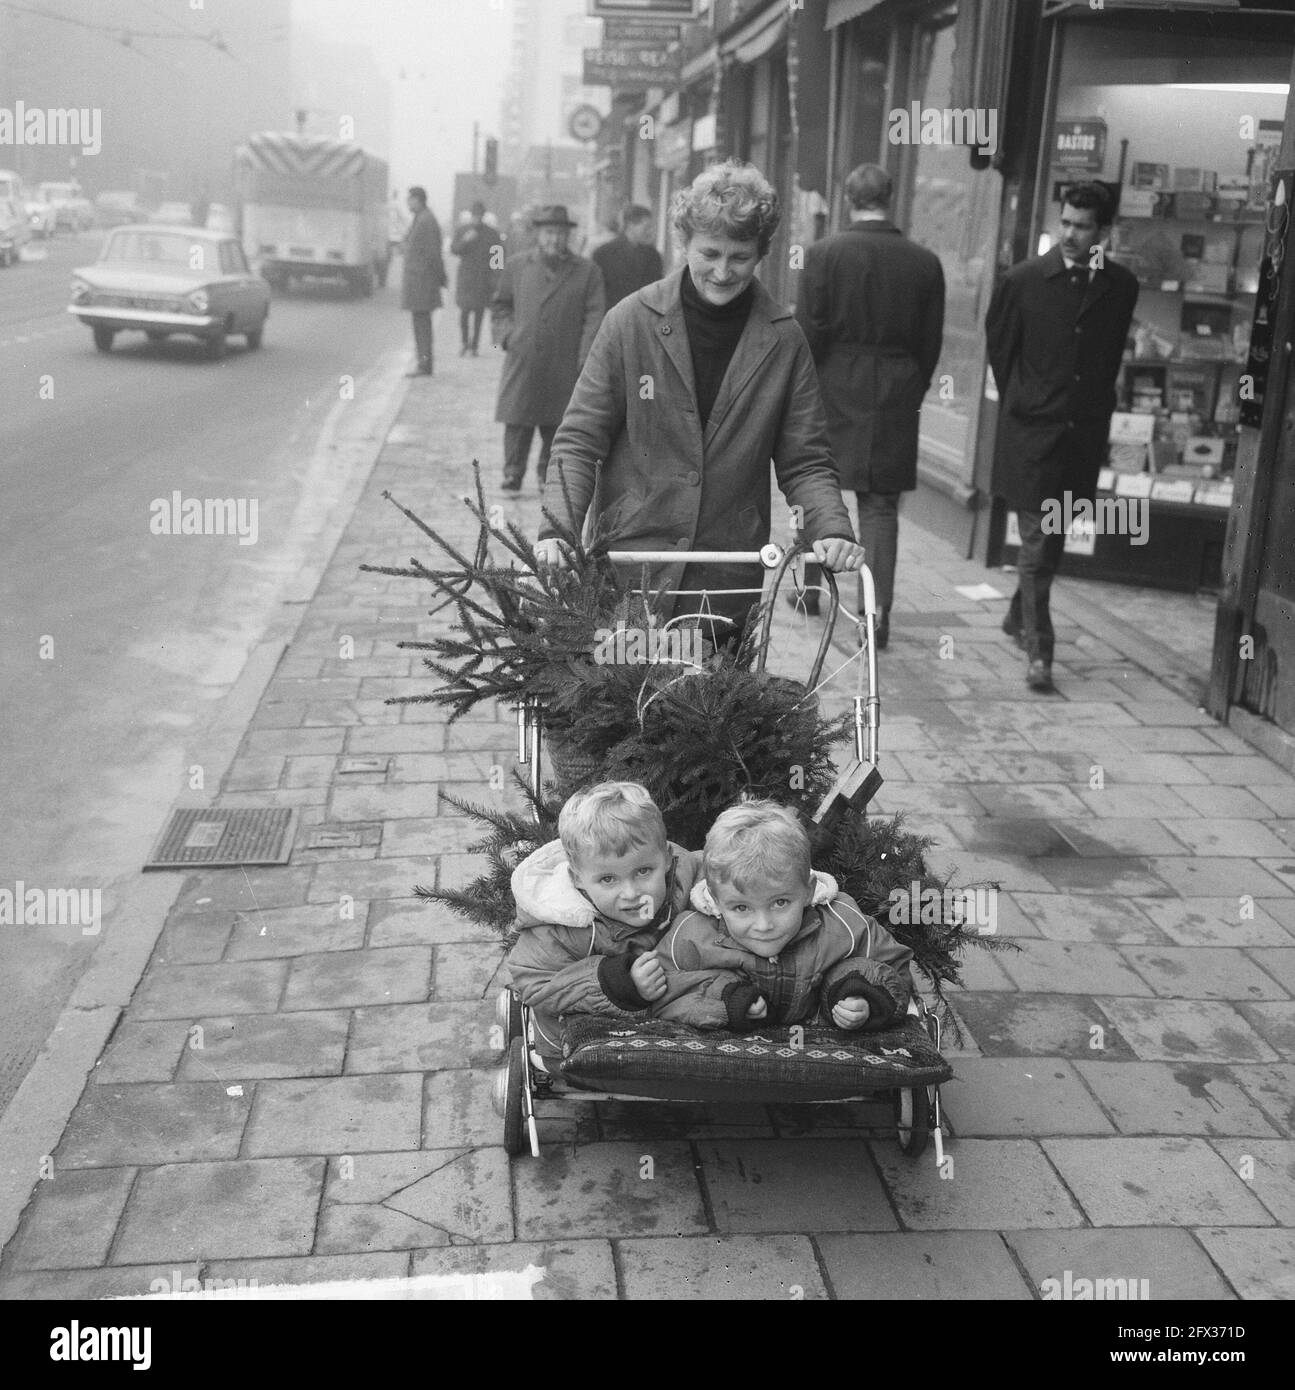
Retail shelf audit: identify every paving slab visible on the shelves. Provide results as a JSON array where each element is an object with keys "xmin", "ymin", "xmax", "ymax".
[
  {"xmin": 1194, "ymin": 1227, "xmax": 1295, "ymax": 1299},
  {"xmin": 1133, "ymin": 896, "xmax": 1295, "ymax": 948},
  {"xmin": 594, "ymin": 1100, "xmax": 778, "ymax": 1141},
  {"xmin": 316, "ymin": 1148, "xmax": 512, "ymax": 1250},
  {"xmin": 1097, "ymin": 997, "xmax": 1280, "ymax": 1063},
  {"xmin": 1232, "ymin": 1064, "xmax": 1295, "ymax": 1137},
  {"xmin": 282, "ymin": 945, "xmax": 431, "ymax": 1010},
  {"xmin": 1186, "ymin": 755, "xmax": 1295, "ymax": 785},
  {"xmin": 174, "ymin": 1011, "xmax": 350, "ymax": 1081},
  {"xmin": 431, "ymin": 942, "xmax": 506, "ymax": 1001},
  {"xmin": 346, "ymin": 1001, "xmax": 494, "ymax": 1073},
  {"xmin": 409, "ymin": 1240, "xmax": 618, "ymax": 1300},
  {"xmin": 244, "ymin": 1074, "xmax": 423, "ymax": 1156},
  {"xmin": 997, "ymin": 940, "xmax": 1153, "ymax": 996},
  {"xmin": 330, "ymin": 783, "xmax": 441, "ymax": 822},
  {"xmin": 1170, "ymin": 785, "xmax": 1278, "ymax": 819},
  {"xmin": 1035, "ymin": 856, "xmax": 1171, "ymax": 898},
  {"xmin": 873, "ymin": 1137, "xmax": 1084, "ymax": 1229},
  {"xmin": 1012, "ymin": 893, "xmax": 1169, "ymax": 944},
  {"xmin": 1235, "ymin": 1003, "xmax": 1295, "ymax": 1061},
  {"xmin": 379, "ymin": 816, "xmax": 481, "ymax": 857},
  {"xmin": 1249, "ymin": 948, "xmax": 1295, "ymax": 994},
  {"xmin": 513, "ymin": 1142, "xmax": 708, "ymax": 1241},
  {"xmin": 1207, "ymin": 1140, "xmax": 1295, "ymax": 1224},
  {"xmin": 152, "ymin": 913, "xmax": 237, "ymax": 965},
  {"xmin": 202, "ymin": 1252, "xmax": 410, "ymax": 1290},
  {"xmin": 1041, "ymin": 1137, "xmax": 1274, "ymax": 1226},
  {"xmin": 1005, "ymin": 1226, "xmax": 1236, "ymax": 1300},
  {"xmin": 4, "ymin": 1166, "xmax": 137, "ymax": 1270},
  {"xmin": 131, "ymin": 960, "xmax": 288, "ymax": 1019},
  {"xmin": 618, "ymin": 1233, "xmax": 827, "ymax": 1299},
  {"xmin": 226, "ymin": 903, "xmax": 367, "ymax": 958},
  {"xmin": 367, "ymin": 897, "xmax": 497, "ymax": 946},
  {"xmin": 0, "ymin": 1263, "xmax": 202, "ymax": 1300},
  {"xmin": 112, "ymin": 1158, "xmax": 325, "ymax": 1263},
  {"xmin": 953, "ymin": 993, "xmax": 1137, "ymax": 1059},
  {"xmin": 422, "ymin": 1067, "xmax": 501, "ymax": 1149},
  {"xmin": 1146, "ymin": 856, "xmax": 1290, "ymax": 899},
  {"xmin": 1121, "ymin": 947, "xmax": 1289, "ymax": 1001},
  {"xmin": 347, "ymin": 725, "xmax": 446, "ymax": 753},
  {"xmin": 308, "ymin": 856, "xmax": 436, "ymax": 903},
  {"xmin": 93, "ymin": 1021, "xmax": 190, "ymax": 1083},
  {"xmin": 1075, "ymin": 1062, "xmax": 1280, "ymax": 1138},
  {"xmin": 58, "ymin": 1083, "xmax": 251, "ymax": 1167},
  {"xmin": 766, "ymin": 1099, "xmax": 895, "ymax": 1138},
  {"xmin": 945, "ymin": 1059, "xmax": 1115, "ymax": 1136},
  {"xmin": 697, "ymin": 1138, "xmax": 896, "ymax": 1233},
  {"xmin": 967, "ymin": 782, "xmax": 1090, "ymax": 819},
  {"xmin": 1053, "ymin": 818, "xmax": 1189, "ymax": 858},
  {"xmin": 818, "ymin": 1230, "xmax": 1031, "ymax": 1299},
  {"xmin": 1163, "ymin": 819, "xmax": 1293, "ymax": 858}
]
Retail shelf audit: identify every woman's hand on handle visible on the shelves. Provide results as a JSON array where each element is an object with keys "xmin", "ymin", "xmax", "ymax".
[
  {"xmin": 811, "ymin": 538, "xmax": 866, "ymax": 573},
  {"xmin": 533, "ymin": 538, "xmax": 566, "ymax": 569}
]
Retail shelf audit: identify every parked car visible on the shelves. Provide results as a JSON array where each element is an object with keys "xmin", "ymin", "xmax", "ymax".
[
  {"xmin": 95, "ymin": 190, "xmax": 141, "ymax": 227},
  {"xmin": 0, "ymin": 196, "xmax": 32, "ymax": 266},
  {"xmin": 39, "ymin": 181, "xmax": 94, "ymax": 231},
  {"xmin": 25, "ymin": 194, "xmax": 57, "ymax": 238},
  {"xmin": 67, "ymin": 224, "xmax": 270, "ymax": 358}
]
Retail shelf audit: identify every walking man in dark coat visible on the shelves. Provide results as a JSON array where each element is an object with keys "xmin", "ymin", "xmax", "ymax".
[
  {"xmin": 987, "ymin": 181, "xmax": 1138, "ymax": 691},
  {"xmin": 451, "ymin": 200, "xmax": 504, "ymax": 356},
  {"xmin": 400, "ymin": 186, "xmax": 446, "ymax": 377},
  {"xmin": 491, "ymin": 205, "xmax": 605, "ymax": 493},
  {"xmin": 795, "ymin": 164, "xmax": 944, "ymax": 648},
  {"xmin": 592, "ymin": 205, "xmax": 664, "ymax": 308}
]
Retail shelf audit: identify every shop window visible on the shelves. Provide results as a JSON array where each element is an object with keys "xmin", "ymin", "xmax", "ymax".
[{"xmin": 903, "ymin": 13, "xmax": 1000, "ymax": 483}]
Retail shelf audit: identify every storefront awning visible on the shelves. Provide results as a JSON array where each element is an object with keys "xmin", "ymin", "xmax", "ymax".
[
  {"xmin": 826, "ymin": 0, "xmax": 887, "ymax": 29},
  {"xmin": 720, "ymin": 3, "xmax": 788, "ymax": 64}
]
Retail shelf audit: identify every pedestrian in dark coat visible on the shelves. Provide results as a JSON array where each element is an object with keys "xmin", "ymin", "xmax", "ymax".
[
  {"xmin": 987, "ymin": 180, "xmax": 1138, "ymax": 691},
  {"xmin": 795, "ymin": 164, "xmax": 944, "ymax": 646},
  {"xmin": 451, "ymin": 200, "xmax": 503, "ymax": 356},
  {"xmin": 592, "ymin": 205, "xmax": 664, "ymax": 308},
  {"xmin": 536, "ymin": 159, "xmax": 863, "ymax": 644},
  {"xmin": 491, "ymin": 204, "xmax": 605, "ymax": 491},
  {"xmin": 400, "ymin": 187, "xmax": 446, "ymax": 376}
]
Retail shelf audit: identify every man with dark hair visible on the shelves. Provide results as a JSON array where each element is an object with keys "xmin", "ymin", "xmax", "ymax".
[
  {"xmin": 592, "ymin": 204, "xmax": 664, "ymax": 308},
  {"xmin": 451, "ymin": 199, "xmax": 503, "ymax": 357},
  {"xmin": 401, "ymin": 186, "xmax": 446, "ymax": 377},
  {"xmin": 987, "ymin": 180, "xmax": 1138, "ymax": 691},
  {"xmin": 794, "ymin": 162, "xmax": 945, "ymax": 648}
]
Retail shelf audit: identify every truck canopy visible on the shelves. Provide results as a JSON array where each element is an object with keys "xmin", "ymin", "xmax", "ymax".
[{"xmin": 236, "ymin": 133, "xmax": 387, "ymax": 212}]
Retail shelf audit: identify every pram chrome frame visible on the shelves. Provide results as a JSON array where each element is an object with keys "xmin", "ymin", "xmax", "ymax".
[{"xmin": 492, "ymin": 544, "xmax": 944, "ymax": 1162}]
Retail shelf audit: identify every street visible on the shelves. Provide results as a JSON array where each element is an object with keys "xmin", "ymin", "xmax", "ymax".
[{"xmin": 0, "ymin": 231, "xmax": 410, "ymax": 1110}]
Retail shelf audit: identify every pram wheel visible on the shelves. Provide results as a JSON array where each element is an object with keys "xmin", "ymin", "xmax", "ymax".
[
  {"xmin": 495, "ymin": 987, "xmax": 523, "ymax": 1045},
  {"xmin": 893, "ymin": 1084, "xmax": 932, "ymax": 1158},
  {"xmin": 494, "ymin": 1037, "xmax": 527, "ymax": 1156}
]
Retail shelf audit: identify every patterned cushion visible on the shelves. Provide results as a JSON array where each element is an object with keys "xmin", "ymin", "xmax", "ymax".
[{"xmin": 559, "ymin": 1014, "xmax": 952, "ymax": 1103}]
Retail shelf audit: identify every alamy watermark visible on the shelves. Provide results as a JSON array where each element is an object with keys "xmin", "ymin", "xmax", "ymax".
[
  {"xmin": 0, "ymin": 102, "xmax": 101, "ymax": 157},
  {"xmin": 1040, "ymin": 1270, "xmax": 1149, "ymax": 1300},
  {"xmin": 1041, "ymin": 492, "xmax": 1149, "ymax": 546},
  {"xmin": 0, "ymin": 882, "xmax": 101, "ymax": 935},
  {"xmin": 592, "ymin": 621, "xmax": 703, "ymax": 667},
  {"xmin": 887, "ymin": 880, "xmax": 997, "ymax": 935},
  {"xmin": 149, "ymin": 492, "xmax": 259, "ymax": 545},
  {"xmin": 888, "ymin": 103, "xmax": 997, "ymax": 159}
]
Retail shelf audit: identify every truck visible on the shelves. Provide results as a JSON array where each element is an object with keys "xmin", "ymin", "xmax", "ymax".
[{"xmin": 234, "ymin": 132, "xmax": 389, "ymax": 296}]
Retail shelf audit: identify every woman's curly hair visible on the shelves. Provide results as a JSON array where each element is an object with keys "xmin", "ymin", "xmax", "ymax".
[{"xmin": 670, "ymin": 158, "xmax": 780, "ymax": 257}]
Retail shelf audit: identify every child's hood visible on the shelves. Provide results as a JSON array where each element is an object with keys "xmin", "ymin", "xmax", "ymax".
[
  {"xmin": 512, "ymin": 838, "xmax": 697, "ymax": 930},
  {"xmin": 689, "ymin": 870, "xmax": 839, "ymax": 921}
]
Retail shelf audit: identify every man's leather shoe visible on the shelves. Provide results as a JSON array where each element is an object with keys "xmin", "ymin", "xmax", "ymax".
[
  {"xmin": 405, "ymin": 365, "xmax": 432, "ymax": 377},
  {"xmin": 1026, "ymin": 658, "xmax": 1054, "ymax": 692}
]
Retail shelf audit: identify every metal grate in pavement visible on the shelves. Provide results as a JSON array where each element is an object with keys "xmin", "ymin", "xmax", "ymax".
[{"xmin": 143, "ymin": 807, "xmax": 299, "ymax": 870}]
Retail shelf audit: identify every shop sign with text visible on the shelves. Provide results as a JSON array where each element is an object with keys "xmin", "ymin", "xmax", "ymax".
[{"xmin": 1052, "ymin": 118, "xmax": 1106, "ymax": 172}]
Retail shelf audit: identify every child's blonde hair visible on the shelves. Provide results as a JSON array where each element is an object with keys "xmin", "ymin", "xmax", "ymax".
[
  {"xmin": 558, "ymin": 782, "xmax": 667, "ymax": 869},
  {"xmin": 703, "ymin": 799, "xmax": 811, "ymax": 893}
]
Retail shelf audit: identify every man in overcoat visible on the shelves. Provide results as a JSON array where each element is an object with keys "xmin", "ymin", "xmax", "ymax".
[
  {"xmin": 400, "ymin": 187, "xmax": 446, "ymax": 377},
  {"xmin": 451, "ymin": 200, "xmax": 504, "ymax": 356},
  {"xmin": 491, "ymin": 205, "xmax": 605, "ymax": 492},
  {"xmin": 795, "ymin": 164, "xmax": 944, "ymax": 647},
  {"xmin": 987, "ymin": 181, "xmax": 1138, "ymax": 690},
  {"xmin": 592, "ymin": 205, "xmax": 664, "ymax": 308}
]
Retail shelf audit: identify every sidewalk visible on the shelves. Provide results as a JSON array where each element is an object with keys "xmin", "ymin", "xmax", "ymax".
[{"xmin": 1, "ymin": 338, "xmax": 1292, "ymax": 1301}]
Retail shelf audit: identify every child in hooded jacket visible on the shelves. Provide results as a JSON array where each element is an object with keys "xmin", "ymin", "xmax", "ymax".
[
  {"xmin": 505, "ymin": 782, "xmax": 706, "ymax": 1065},
  {"xmin": 653, "ymin": 799, "xmax": 914, "ymax": 1032}
]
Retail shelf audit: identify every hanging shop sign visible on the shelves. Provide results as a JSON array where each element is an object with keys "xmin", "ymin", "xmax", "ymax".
[
  {"xmin": 583, "ymin": 44, "xmax": 681, "ymax": 88},
  {"xmin": 1240, "ymin": 168, "xmax": 1292, "ymax": 431},
  {"xmin": 1052, "ymin": 118, "xmax": 1107, "ymax": 172},
  {"xmin": 604, "ymin": 20, "xmax": 682, "ymax": 43},
  {"xmin": 588, "ymin": 1, "xmax": 700, "ymax": 20}
]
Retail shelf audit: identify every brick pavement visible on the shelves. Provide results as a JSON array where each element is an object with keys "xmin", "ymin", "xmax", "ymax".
[{"xmin": 1, "ymin": 341, "xmax": 1292, "ymax": 1302}]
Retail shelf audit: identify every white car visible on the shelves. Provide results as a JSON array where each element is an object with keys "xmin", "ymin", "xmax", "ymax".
[
  {"xmin": 68, "ymin": 224, "xmax": 271, "ymax": 359},
  {"xmin": 26, "ymin": 195, "xmax": 57, "ymax": 238},
  {"xmin": 0, "ymin": 197, "xmax": 32, "ymax": 266},
  {"xmin": 39, "ymin": 182, "xmax": 94, "ymax": 232}
]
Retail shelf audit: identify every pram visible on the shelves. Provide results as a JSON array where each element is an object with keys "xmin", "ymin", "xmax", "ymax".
[{"xmin": 491, "ymin": 545, "xmax": 951, "ymax": 1162}]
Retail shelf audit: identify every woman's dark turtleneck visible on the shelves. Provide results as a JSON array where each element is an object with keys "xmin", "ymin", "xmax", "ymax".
[{"xmin": 680, "ymin": 266, "xmax": 754, "ymax": 430}]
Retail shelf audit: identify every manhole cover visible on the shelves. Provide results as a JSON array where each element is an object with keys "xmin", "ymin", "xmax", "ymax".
[{"xmin": 144, "ymin": 808, "xmax": 299, "ymax": 870}]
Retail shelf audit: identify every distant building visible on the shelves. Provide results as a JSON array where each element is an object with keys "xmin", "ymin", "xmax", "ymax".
[{"xmin": 0, "ymin": 0, "xmax": 292, "ymax": 203}]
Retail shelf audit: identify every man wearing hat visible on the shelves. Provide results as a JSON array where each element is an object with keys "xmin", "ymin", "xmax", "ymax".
[{"xmin": 491, "ymin": 204, "xmax": 605, "ymax": 492}]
